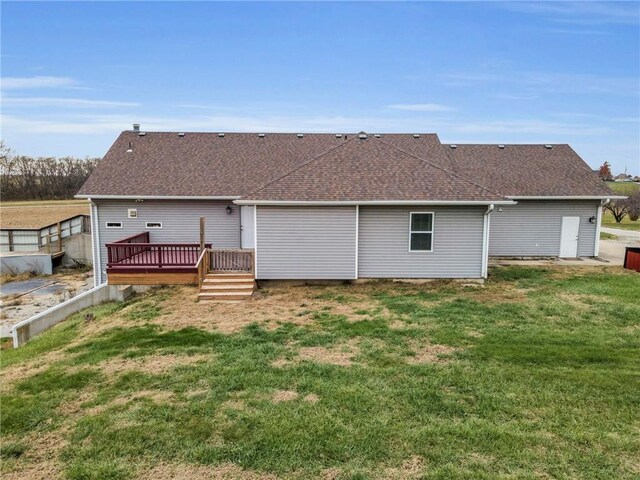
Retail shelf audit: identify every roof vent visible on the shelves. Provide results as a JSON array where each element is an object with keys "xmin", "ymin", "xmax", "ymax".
[
  {"xmin": 374, "ymin": 134, "xmax": 381, "ymax": 138},
  {"xmin": 297, "ymin": 133, "xmax": 304, "ymax": 138},
  {"xmin": 178, "ymin": 132, "xmax": 185, "ymax": 137},
  {"xmin": 545, "ymin": 144, "xmax": 553, "ymax": 149},
  {"xmin": 132, "ymin": 124, "xmax": 140, "ymax": 132},
  {"xmin": 450, "ymin": 144, "xmax": 458, "ymax": 149},
  {"xmin": 413, "ymin": 134, "xmax": 420, "ymax": 138},
  {"xmin": 335, "ymin": 134, "xmax": 342, "ymax": 138},
  {"xmin": 258, "ymin": 133, "xmax": 265, "ymax": 138},
  {"xmin": 138, "ymin": 132, "xmax": 146, "ymax": 137},
  {"xmin": 358, "ymin": 133, "xmax": 367, "ymax": 140},
  {"xmin": 126, "ymin": 141, "xmax": 133, "ymax": 153},
  {"xmin": 497, "ymin": 144, "xmax": 505, "ymax": 149},
  {"xmin": 218, "ymin": 133, "xmax": 225, "ymax": 137}
]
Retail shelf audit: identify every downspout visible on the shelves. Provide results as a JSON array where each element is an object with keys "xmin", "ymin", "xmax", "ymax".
[
  {"xmin": 594, "ymin": 199, "xmax": 608, "ymax": 257},
  {"xmin": 91, "ymin": 200, "xmax": 103, "ymax": 286},
  {"xmin": 481, "ymin": 204, "xmax": 494, "ymax": 279}
]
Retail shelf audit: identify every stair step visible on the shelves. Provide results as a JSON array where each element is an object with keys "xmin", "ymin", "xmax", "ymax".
[
  {"xmin": 198, "ymin": 291, "xmax": 253, "ymax": 301},
  {"xmin": 206, "ymin": 272, "xmax": 254, "ymax": 279},
  {"xmin": 204, "ymin": 277, "xmax": 255, "ymax": 284},
  {"xmin": 200, "ymin": 284, "xmax": 255, "ymax": 291}
]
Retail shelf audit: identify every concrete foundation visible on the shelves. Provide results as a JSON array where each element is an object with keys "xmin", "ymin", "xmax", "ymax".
[{"xmin": 0, "ymin": 253, "xmax": 53, "ymax": 275}]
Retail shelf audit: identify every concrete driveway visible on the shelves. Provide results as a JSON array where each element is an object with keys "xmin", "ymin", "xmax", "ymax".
[{"xmin": 599, "ymin": 227, "xmax": 640, "ymax": 265}]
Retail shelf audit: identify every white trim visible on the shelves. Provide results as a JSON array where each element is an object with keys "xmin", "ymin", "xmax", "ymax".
[
  {"xmin": 408, "ymin": 211, "xmax": 434, "ymax": 253},
  {"xmin": 354, "ymin": 205, "xmax": 359, "ymax": 279},
  {"xmin": 594, "ymin": 200, "xmax": 606, "ymax": 257},
  {"xmin": 90, "ymin": 201, "xmax": 98, "ymax": 287},
  {"xmin": 127, "ymin": 208, "xmax": 138, "ymax": 218},
  {"xmin": 76, "ymin": 194, "xmax": 241, "ymax": 200},
  {"xmin": 234, "ymin": 200, "xmax": 516, "ymax": 206},
  {"xmin": 481, "ymin": 204, "xmax": 494, "ymax": 278},
  {"xmin": 508, "ymin": 195, "xmax": 626, "ymax": 200},
  {"xmin": 254, "ymin": 205, "xmax": 258, "ymax": 279},
  {"xmin": 145, "ymin": 222, "xmax": 163, "ymax": 229},
  {"xmin": 105, "ymin": 221, "xmax": 123, "ymax": 229}
]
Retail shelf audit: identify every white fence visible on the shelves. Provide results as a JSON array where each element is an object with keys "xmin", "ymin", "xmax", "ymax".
[{"xmin": 0, "ymin": 215, "xmax": 90, "ymax": 253}]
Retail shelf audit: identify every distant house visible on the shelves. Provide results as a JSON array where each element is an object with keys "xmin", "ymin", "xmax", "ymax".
[
  {"xmin": 614, "ymin": 173, "xmax": 634, "ymax": 182},
  {"xmin": 77, "ymin": 128, "xmax": 621, "ymax": 295}
]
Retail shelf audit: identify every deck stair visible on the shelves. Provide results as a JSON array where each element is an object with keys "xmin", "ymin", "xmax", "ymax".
[{"xmin": 198, "ymin": 272, "xmax": 256, "ymax": 301}]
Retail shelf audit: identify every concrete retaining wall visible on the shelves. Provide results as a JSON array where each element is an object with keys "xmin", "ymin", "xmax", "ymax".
[
  {"xmin": 11, "ymin": 284, "xmax": 133, "ymax": 347},
  {"xmin": 0, "ymin": 253, "xmax": 53, "ymax": 275},
  {"xmin": 61, "ymin": 233, "xmax": 93, "ymax": 265}
]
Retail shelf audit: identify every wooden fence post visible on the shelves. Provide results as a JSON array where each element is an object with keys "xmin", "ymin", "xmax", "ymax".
[{"xmin": 56, "ymin": 222, "xmax": 62, "ymax": 253}]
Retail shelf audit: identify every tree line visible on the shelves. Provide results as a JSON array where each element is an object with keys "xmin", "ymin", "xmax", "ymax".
[{"xmin": 0, "ymin": 141, "xmax": 99, "ymax": 201}]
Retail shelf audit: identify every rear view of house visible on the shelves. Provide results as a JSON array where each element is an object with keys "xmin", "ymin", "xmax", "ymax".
[{"xmin": 77, "ymin": 128, "xmax": 619, "ymax": 290}]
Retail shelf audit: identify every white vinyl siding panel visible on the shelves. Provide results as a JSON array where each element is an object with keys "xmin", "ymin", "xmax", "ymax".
[
  {"xmin": 256, "ymin": 206, "xmax": 357, "ymax": 279},
  {"xmin": 358, "ymin": 206, "xmax": 484, "ymax": 278},
  {"xmin": 95, "ymin": 200, "xmax": 240, "ymax": 277},
  {"xmin": 489, "ymin": 200, "xmax": 599, "ymax": 257}
]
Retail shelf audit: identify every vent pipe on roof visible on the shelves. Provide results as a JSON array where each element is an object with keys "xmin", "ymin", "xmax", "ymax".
[{"xmin": 133, "ymin": 124, "xmax": 140, "ymax": 132}]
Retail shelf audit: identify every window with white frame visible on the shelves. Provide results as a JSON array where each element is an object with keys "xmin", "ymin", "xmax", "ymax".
[
  {"xmin": 105, "ymin": 222, "xmax": 123, "ymax": 228},
  {"xmin": 145, "ymin": 222, "xmax": 162, "ymax": 229},
  {"xmin": 409, "ymin": 212, "xmax": 434, "ymax": 252}
]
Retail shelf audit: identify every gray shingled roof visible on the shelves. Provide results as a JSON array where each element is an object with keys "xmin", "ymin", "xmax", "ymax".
[{"xmin": 77, "ymin": 131, "xmax": 616, "ymax": 201}]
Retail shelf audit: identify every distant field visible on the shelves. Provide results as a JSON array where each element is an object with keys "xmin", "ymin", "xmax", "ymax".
[
  {"xmin": 0, "ymin": 200, "xmax": 90, "ymax": 229},
  {"xmin": 605, "ymin": 181, "xmax": 639, "ymax": 195}
]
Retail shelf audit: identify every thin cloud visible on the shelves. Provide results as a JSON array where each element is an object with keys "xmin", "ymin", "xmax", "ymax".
[
  {"xmin": 3, "ymin": 97, "xmax": 139, "ymax": 108},
  {"xmin": 501, "ymin": 2, "xmax": 640, "ymax": 26},
  {"xmin": 1, "ymin": 76, "xmax": 78, "ymax": 90},
  {"xmin": 387, "ymin": 103, "xmax": 455, "ymax": 112}
]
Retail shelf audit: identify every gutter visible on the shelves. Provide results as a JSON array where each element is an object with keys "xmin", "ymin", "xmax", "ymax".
[
  {"xmin": 233, "ymin": 200, "xmax": 518, "ymax": 206},
  {"xmin": 90, "ymin": 199, "xmax": 102, "ymax": 286},
  {"xmin": 508, "ymin": 195, "xmax": 627, "ymax": 200},
  {"xmin": 75, "ymin": 195, "xmax": 241, "ymax": 201},
  {"xmin": 481, "ymin": 204, "xmax": 494, "ymax": 279},
  {"xmin": 594, "ymin": 198, "xmax": 610, "ymax": 257}
]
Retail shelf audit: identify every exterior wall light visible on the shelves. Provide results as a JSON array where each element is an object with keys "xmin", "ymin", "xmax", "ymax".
[
  {"xmin": 589, "ymin": 216, "xmax": 597, "ymax": 224},
  {"xmin": 226, "ymin": 206, "xmax": 233, "ymax": 215}
]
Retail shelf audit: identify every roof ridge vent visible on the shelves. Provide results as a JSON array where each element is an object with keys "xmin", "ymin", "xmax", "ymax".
[
  {"xmin": 545, "ymin": 144, "xmax": 553, "ymax": 149},
  {"xmin": 258, "ymin": 133, "xmax": 265, "ymax": 138},
  {"xmin": 297, "ymin": 133, "xmax": 304, "ymax": 138},
  {"xmin": 358, "ymin": 133, "xmax": 367, "ymax": 139},
  {"xmin": 335, "ymin": 134, "xmax": 342, "ymax": 138},
  {"xmin": 138, "ymin": 132, "xmax": 146, "ymax": 137},
  {"xmin": 497, "ymin": 144, "xmax": 505, "ymax": 149},
  {"xmin": 450, "ymin": 144, "xmax": 458, "ymax": 149},
  {"xmin": 413, "ymin": 134, "xmax": 420, "ymax": 138},
  {"xmin": 178, "ymin": 132, "xmax": 185, "ymax": 137},
  {"xmin": 218, "ymin": 133, "xmax": 225, "ymax": 137},
  {"xmin": 374, "ymin": 134, "xmax": 381, "ymax": 138}
]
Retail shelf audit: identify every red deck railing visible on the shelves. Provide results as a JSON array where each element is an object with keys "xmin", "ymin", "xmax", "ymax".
[{"xmin": 106, "ymin": 232, "xmax": 210, "ymax": 268}]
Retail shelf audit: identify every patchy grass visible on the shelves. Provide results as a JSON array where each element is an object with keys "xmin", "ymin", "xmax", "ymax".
[
  {"xmin": 600, "ymin": 231, "xmax": 618, "ymax": 240},
  {"xmin": 1, "ymin": 266, "xmax": 639, "ymax": 479}
]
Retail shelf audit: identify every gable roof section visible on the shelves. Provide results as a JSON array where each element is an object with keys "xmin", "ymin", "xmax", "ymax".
[
  {"xmin": 440, "ymin": 144, "xmax": 615, "ymax": 198},
  {"xmin": 240, "ymin": 136, "xmax": 507, "ymax": 203},
  {"xmin": 78, "ymin": 132, "xmax": 347, "ymax": 198}
]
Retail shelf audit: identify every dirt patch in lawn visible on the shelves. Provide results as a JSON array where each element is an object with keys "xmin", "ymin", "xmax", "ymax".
[
  {"xmin": 1, "ymin": 430, "xmax": 67, "ymax": 480},
  {"xmin": 138, "ymin": 462, "xmax": 278, "ymax": 479},
  {"xmin": 382, "ymin": 455, "xmax": 426, "ymax": 479},
  {"xmin": 406, "ymin": 341, "xmax": 459, "ymax": 365},
  {"xmin": 272, "ymin": 390, "xmax": 299, "ymax": 403},
  {"xmin": 149, "ymin": 285, "xmax": 393, "ymax": 334},
  {"xmin": 95, "ymin": 353, "xmax": 212, "ymax": 377}
]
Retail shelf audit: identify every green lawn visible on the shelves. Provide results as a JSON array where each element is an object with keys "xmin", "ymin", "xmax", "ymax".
[{"xmin": 1, "ymin": 267, "xmax": 639, "ymax": 479}]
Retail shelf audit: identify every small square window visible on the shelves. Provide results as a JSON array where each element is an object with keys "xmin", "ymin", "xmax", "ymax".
[
  {"xmin": 145, "ymin": 222, "xmax": 162, "ymax": 229},
  {"xmin": 409, "ymin": 212, "xmax": 434, "ymax": 252},
  {"xmin": 105, "ymin": 222, "xmax": 123, "ymax": 228},
  {"xmin": 128, "ymin": 209, "xmax": 137, "ymax": 219}
]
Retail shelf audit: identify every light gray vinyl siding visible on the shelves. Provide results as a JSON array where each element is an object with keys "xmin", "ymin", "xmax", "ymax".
[
  {"xmin": 256, "ymin": 206, "xmax": 357, "ymax": 279},
  {"xmin": 358, "ymin": 206, "xmax": 485, "ymax": 278},
  {"xmin": 95, "ymin": 200, "xmax": 240, "ymax": 283},
  {"xmin": 489, "ymin": 200, "xmax": 599, "ymax": 257}
]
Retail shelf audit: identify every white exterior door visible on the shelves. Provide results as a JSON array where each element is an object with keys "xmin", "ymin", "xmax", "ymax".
[
  {"xmin": 559, "ymin": 216, "xmax": 580, "ymax": 258},
  {"xmin": 240, "ymin": 206, "xmax": 255, "ymax": 249}
]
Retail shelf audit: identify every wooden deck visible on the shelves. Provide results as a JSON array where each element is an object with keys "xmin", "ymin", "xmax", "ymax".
[{"xmin": 106, "ymin": 232, "xmax": 254, "ymax": 287}]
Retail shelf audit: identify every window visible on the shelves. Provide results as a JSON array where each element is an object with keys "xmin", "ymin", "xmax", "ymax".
[
  {"xmin": 145, "ymin": 222, "xmax": 162, "ymax": 229},
  {"xmin": 127, "ymin": 209, "xmax": 137, "ymax": 219},
  {"xmin": 409, "ymin": 212, "xmax": 433, "ymax": 252},
  {"xmin": 105, "ymin": 222, "xmax": 123, "ymax": 228}
]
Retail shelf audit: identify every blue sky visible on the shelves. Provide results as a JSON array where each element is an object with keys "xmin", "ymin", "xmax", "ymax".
[{"xmin": 2, "ymin": 1, "xmax": 639, "ymax": 174}]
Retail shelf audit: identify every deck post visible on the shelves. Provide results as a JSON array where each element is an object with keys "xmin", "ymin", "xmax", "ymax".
[
  {"xmin": 199, "ymin": 217, "xmax": 205, "ymax": 251},
  {"xmin": 57, "ymin": 222, "xmax": 62, "ymax": 253}
]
